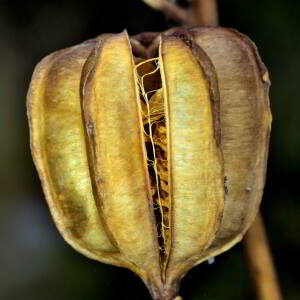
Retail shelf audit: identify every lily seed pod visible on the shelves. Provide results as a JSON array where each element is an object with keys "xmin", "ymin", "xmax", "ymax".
[{"xmin": 27, "ymin": 27, "xmax": 272, "ymax": 300}]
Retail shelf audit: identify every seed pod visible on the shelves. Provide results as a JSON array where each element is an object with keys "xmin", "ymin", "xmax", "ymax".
[{"xmin": 27, "ymin": 27, "xmax": 271, "ymax": 300}]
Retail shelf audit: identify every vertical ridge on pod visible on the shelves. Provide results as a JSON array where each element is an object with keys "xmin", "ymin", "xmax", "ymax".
[
  {"xmin": 159, "ymin": 34, "xmax": 224, "ymax": 281},
  {"xmin": 81, "ymin": 31, "xmax": 162, "ymax": 280}
]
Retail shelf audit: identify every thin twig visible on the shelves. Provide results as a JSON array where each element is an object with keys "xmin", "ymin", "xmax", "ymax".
[
  {"xmin": 140, "ymin": 1, "xmax": 282, "ymax": 300},
  {"xmin": 192, "ymin": 2, "xmax": 282, "ymax": 298},
  {"xmin": 141, "ymin": 0, "xmax": 195, "ymax": 25},
  {"xmin": 141, "ymin": 0, "xmax": 218, "ymax": 26},
  {"xmin": 243, "ymin": 213, "xmax": 283, "ymax": 300},
  {"xmin": 194, "ymin": 1, "xmax": 283, "ymax": 298},
  {"xmin": 191, "ymin": 0, "xmax": 218, "ymax": 25}
]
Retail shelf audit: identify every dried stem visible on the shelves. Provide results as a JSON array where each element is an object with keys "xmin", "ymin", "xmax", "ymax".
[
  {"xmin": 194, "ymin": 1, "xmax": 283, "ymax": 298},
  {"xmin": 141, "ymin": 0, "xmax": 195, "ymax": 25},
  {"xmin": 244, "ymin": 213, "xmax": 283, "ymax": 300},
  {"xmin": 191, "ymin": 0, "xmax": 218, "ymax": 25},
  {"xmin": 141, "ymin": 0, "xmax": 218, "ymax": 26},
  {"xmin": 140, "ymin": 2, "xmax": 282, "ymax": 300}
]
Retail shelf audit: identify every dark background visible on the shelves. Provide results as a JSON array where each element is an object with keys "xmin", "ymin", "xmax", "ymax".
[{"xmin": 0, "ymin": 0, "xmax": 299, "ymax": 299}]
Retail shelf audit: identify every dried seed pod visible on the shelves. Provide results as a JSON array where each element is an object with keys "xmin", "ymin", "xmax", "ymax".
[{"xmin": 27, "ymin": 27, "xmax": 271, "ymax": 300}]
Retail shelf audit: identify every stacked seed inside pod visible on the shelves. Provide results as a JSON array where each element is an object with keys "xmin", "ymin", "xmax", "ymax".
[{"xmin": 135, "ymin": 59, "xmax": 170, "ymax": 261}]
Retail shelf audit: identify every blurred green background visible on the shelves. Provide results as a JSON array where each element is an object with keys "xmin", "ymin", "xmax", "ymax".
[{"xmin": 0, "ymin": 0, "xmax": 299, "ymax": 299}]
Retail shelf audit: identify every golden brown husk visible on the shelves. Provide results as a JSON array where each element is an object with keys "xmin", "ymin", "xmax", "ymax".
[{"xmin": 27, "ymin": 27, "xmax": 271, "ymax": 300}]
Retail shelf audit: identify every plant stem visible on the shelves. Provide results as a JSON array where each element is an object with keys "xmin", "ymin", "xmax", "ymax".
[
  {"xmin": 191, "ymin": 0, "xmax": 218, "ymax": 25},
  {"xmin": 140, "ymin": 2, "xmax": 282, "ymax": 300},
  {"xmin": 191, "ymin": 1, "xmax": 282, "ymax": 299},
  {"xmin": 243, "ymin": 213, "xmax": 283, "ymax": 300},
  {"xmin": 141, "ymin": 0, "xmax": 218, "ymax": 26},
  {"xmin": 141, "ymin": 0, "xmax": 194, "ymax": 25}
]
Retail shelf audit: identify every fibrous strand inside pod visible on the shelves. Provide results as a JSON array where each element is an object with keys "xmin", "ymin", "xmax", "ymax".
[{"xmin": 135, "ymin": 57, "xmax": 170, "ymax": 262}]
